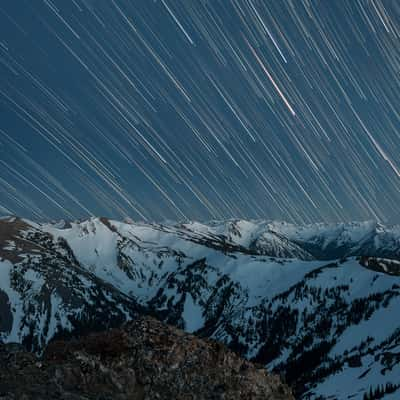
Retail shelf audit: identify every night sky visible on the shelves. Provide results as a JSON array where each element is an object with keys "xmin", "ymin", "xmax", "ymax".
[{"xmin": 1, "ymin": 0, "xmax": 400, "ymax": 223}]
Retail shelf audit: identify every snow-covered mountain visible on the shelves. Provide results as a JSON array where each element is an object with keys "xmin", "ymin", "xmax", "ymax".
[{"xmin": 1, "ymin": 216, "xmax": 400, "ymax": 399}]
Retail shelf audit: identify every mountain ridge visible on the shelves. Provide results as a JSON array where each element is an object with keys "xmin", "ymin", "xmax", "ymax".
[{"xmin": 1, "ymin": 216, "xmax": 400, "ymax": 399}]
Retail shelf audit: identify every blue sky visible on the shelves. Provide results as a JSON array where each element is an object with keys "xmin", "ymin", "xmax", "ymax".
[{"xmin": 1, "ymin": 0, "xmax": 400, "ymax": 223}]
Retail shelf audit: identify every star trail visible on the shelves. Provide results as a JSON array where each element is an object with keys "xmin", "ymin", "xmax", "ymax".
[{"xmin": 1, "ymin": 0, "xmax": 400, "ymax": 223}]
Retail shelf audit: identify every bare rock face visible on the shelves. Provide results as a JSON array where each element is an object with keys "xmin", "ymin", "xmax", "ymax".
[{"xmin": 0, "ymin": 316, "xmax": 294, "ymax": 400}]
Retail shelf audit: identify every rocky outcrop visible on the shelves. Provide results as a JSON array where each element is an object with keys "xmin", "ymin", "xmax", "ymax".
[{"xmin": 0, "ymin": 316, "xmax": 293, "ymax": 400}]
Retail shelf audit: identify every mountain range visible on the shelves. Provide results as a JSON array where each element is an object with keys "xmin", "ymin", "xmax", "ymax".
[{"xmin": 1, "ymin": 216, "xmax": 400, "ymax": 399}]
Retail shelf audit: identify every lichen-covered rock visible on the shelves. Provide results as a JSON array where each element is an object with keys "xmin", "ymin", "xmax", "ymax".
[{"xmin": 0, "ymin": 316, "xmax": 293, "ymax": 400}]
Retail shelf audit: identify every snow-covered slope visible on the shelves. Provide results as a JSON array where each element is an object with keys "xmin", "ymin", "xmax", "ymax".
[
  {"xmin": 0, "ymin": 217, "xmax": 139, "ymax": 352},
  {"xmin": 1, "ymin": 216, "xmax": 400, "ymax": 399}
]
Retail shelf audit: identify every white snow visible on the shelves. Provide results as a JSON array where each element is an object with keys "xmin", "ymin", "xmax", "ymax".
[
  {"xmin": 182, "ymin": 293, "xmax": 204, "ymax": 333},
  {"xmin": 0, "ymin": 260, "xmax": 24, "ymax": 343}
]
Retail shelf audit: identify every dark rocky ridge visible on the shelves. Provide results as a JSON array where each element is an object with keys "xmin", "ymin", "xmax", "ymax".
[{"xmin": 0, "ymin": 316, "xmax": 293, "ymax": 400}]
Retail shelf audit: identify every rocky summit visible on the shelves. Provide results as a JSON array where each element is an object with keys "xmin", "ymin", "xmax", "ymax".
[{"xmin": 0, "ymin": 316, "xmax": 293, "ymax": 400}]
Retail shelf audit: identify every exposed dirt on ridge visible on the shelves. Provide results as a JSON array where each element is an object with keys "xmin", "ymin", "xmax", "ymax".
[{"xmin": 0, "ymin": 218, "xmax": 41, "ymax": 263}]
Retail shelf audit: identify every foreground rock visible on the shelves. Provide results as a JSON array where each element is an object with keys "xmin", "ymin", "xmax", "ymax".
[{"xmin": 0, "ymin": 316, "xmax": 293, "ymax": 400}]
